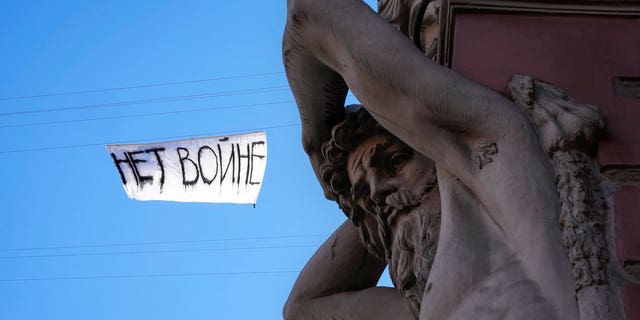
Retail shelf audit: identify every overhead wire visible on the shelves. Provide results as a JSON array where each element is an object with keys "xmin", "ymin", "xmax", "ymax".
[
  {"xmin": 0, "ymin": 86, "xmax": 290, "ymax": 116},
  {"xmin": 0, "ymin": 123, "xmax": 301, "ymax": 154},
  {"xmin": 0, "ymin": 71, "xmax": 285, "ymax": 101},
  {"xmin": 0, "ymin": 73, "xmax": 320, "ymax": 285},
  {"xmin": 0, "ymin": 73, "xmax": 305, "ymax": 153},
  {"xmin": 0, "ymin": 234, "xmax": 326, "ymax": 252},
  {"xmin": 0, "ymin": 270, "xmax": 301, "ymax": 282},
  {"xmin": 0, "ymin": 244, "xmax": 319, "ymax": 260},
  {"xmin": 0, "ymin": 100, "xmax": 295, "ymax": 129}
]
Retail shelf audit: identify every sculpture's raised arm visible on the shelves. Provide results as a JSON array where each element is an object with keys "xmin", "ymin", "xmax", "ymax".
[
  {"xmin": 283, "ymin": 0, "xmax": 532, "ymax": 182},
  {"xmin": 281, "ymin": 30, "xmax": 348, "ymax": 199}
]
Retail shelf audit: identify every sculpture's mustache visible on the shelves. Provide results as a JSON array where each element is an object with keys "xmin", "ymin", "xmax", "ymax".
[
  {"xmin": 364, "ymin": 191, "xmax": 419, "ymax": 218},
  {"xmin": 384, "ymin": 190, "xmax": 424, "ymax": 226},
  {"xmin": 363, "ymin": 189, "xmax": 429, "ymax": 227},
  {"xmin": 386, "ymin": 190, "xmax": 423, "ymax": 211}
]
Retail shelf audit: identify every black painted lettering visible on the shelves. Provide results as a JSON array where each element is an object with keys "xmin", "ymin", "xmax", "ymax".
[
  {"xmin": 198, "ymin": 146, "xmax": 219, "ymax": 185},
  {"xmin": 127, "ymin": 151, "xmax": 153, "ymax": 187},
  {"xmin": 237, "ymin": 143, "xmax": 251, "ymax": 186},
  {"xmin": 177, "ymin": 147, "xmax": 199, "ymax": 186},
  {"xmin": 249, "ymin": 141, "xmax": 266, "ymax": 185},
  {"xmin": 145, "ymin": 147, "xmax": 166, "ymax": 190},
  {"xmin": 110, "ymin": 152, "xmax": 132, "ymax": 185},
  {"xmin": 217, "ymin": 144, "xmax": 236, "ymax": 185}
]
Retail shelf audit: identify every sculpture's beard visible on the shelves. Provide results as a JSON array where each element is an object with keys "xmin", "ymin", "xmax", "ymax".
[
  {"xmin": 355, "ymin": 187, "xmax": 441, "ymax": 319},
  {"xmin": 388, "ymin": 195, "xmax": 440, "ymax": 319}
]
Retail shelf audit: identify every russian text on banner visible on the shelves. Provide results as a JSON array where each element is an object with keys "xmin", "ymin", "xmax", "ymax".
[{"xmin": 106, "ymin": 131, "xmax": 267, "ymax": 204}]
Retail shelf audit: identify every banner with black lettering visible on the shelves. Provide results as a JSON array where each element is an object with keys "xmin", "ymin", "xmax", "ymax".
[{"xmin": 106, "ymin": 131, "xmax": 267, "ymax": 204}]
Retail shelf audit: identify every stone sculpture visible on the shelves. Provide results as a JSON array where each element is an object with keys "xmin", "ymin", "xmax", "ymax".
[
  {"xmin": 282, "ymin": 0, "xmax": 630, "ymax": 319},
  {"xmin": 507, "ymin": 74, "xmax": 633, "ymax": 320}
]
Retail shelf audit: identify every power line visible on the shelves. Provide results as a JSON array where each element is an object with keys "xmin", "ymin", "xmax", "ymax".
[
  {"xmin": 0, "ymin": 244, "xmax": 318, "ymax": 260},
  {"xmin": 0, "ymin": 100, "xmax": 295, "ymax": 129},
  {"xmin": 0, "ymin": 122, "xmax": 301, "ymax": 154},
  {"xmin": 0, "ymin": 270, "xmax": 300, "ymax": 282},
  {"xmin": 0, "ymin": 234, "xmax": 325, "ymax": 252},
  {"xmin": 0, "ymin": 86, "xmax": 290, "ymax": 116},
  {"xmin": 0, "ymin": 71, "xmax": 285, "ymax": 101}
]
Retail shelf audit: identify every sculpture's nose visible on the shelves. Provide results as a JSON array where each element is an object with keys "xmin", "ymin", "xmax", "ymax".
[{"xmin": 369, "ymin": 172, "xmax": 393, "ymax": 204}]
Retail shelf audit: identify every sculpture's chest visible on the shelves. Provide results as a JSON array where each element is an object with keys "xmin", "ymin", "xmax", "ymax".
[{"xmin": 415, "ymin": 175, "xmax": 556, "ymax": 319}]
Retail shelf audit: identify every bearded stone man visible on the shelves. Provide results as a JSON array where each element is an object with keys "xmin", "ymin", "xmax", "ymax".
[
  {"xmin": 282, "ymin": 0, "xmax": 580, "ymax": 319},
  {"xmin": 319, "ymin": 106, "xmax": 441, "ymax": 317}
]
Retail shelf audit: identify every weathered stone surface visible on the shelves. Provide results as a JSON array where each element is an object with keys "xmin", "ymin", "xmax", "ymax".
[
  {"xmin": 282, "ymin": 1, "xmax": 629, "ymax": 319},
  {"xmin": 508, "ymin": 74, "xmax": 626, "ymax": 320},
  {"xmin": 378, "ymin": 0, "xmax": 441, "ymax": 59}
]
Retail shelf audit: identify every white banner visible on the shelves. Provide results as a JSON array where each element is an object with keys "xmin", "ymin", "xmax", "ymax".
[{"xmin": 106, "ymin": 131, "xmax": 267, "ymax": 204}]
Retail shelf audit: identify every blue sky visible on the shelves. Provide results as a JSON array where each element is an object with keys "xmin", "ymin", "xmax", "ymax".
[{"xmin": 0, "ymin": 1, "xmax": 384, "ymax": 319}]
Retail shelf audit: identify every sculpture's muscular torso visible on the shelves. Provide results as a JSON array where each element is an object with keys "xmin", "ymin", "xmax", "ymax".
[{"xmin": 282, "ymin": 0, "xmax": 579, "ymax": 319}]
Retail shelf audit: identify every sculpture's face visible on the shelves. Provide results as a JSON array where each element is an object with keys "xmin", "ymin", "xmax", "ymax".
[{"xmin": 347, "ymin": 134, "xmax": 436, "ymax": 227}]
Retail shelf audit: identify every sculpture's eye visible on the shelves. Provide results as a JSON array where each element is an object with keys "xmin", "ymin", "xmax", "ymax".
[{"xmin": 390, "ymin": 152, "xmax": 410, "ymax": 174}]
